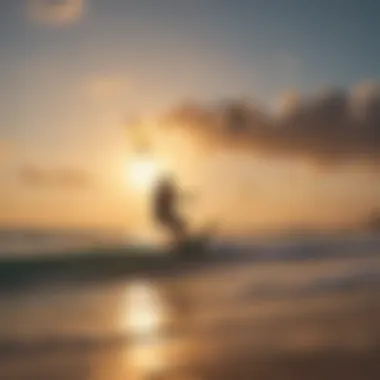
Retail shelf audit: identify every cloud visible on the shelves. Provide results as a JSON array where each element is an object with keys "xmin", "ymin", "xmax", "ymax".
[
  {"xmin": 27, "ymin": 0, "xmax": 86, "ymax": 27},
  {"xmin": 350, "ymin": 81, "xmax": 380, "ymax": 122},
  {"xmin": 276, "ymin": 90, "xmax": 302, "ymax": 117},
  {"xmin": 20, "ymin": 165, "xmax": 92, "ymax": 188},
  {"xmin": 157, "ymin": 82, "xmax": 380, "ymax": 165}
]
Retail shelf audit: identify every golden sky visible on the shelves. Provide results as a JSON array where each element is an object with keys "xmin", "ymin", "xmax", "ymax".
[{"xmin": 1, "ymin": 0, "xmax": 380, "ymax": 233}]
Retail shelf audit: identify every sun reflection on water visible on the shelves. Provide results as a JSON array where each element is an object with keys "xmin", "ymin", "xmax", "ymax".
[
  {"xmin": 123, "ymin": 280, "xmax": 166, "ymax": 336},
  {"xmin": 90, "ymin": 279, "xmax": 202, "ymax": 380},
  {"xmin": 121, "ymin": 280, "xmax": 171, "ymax": 378}
]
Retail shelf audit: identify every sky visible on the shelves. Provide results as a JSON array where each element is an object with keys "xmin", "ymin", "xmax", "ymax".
[{"xmin": 0, "ymin": 0, "xmax": 380, "ymax": 232}]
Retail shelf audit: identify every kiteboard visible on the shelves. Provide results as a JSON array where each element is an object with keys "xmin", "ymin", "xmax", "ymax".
[{"xmin": 174, "ymin": 227, "xmax": 214, "ymax": 259}]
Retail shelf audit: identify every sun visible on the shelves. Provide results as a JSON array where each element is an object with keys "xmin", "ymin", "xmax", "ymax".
[{"xmin": 128, "ymin": 156, "xmax": 160, "ymax": 191}]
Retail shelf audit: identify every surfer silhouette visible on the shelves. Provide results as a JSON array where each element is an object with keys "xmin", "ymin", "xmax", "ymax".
[{"xmin": 152, "ymin": 176, "xmax": 188, "ymax": 243}]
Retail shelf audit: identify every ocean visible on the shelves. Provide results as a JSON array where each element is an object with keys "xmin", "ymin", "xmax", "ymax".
[
  {"xmin": 1, "ymin": 230, "xmax": 380, "ymax": 379},
  {"xmin": 0, "ymin": 228, "xmax": 129, "ymax": 258}
]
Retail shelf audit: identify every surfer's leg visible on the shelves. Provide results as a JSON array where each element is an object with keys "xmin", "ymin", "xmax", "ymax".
[
  {"xmin": 162, "ymin": 212, "xmax": 186, "ymax": 244},
  {"xmin": 155, "ymin": 209, "xmax": 187, "ymax": 245},
  {"xmin": 172, "ymin": 213, "xmax": 187, "ymax": 241}
]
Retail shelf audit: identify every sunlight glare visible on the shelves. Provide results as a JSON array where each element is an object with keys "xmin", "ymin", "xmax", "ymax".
[{"xmin": 128, "ymin": 156, "xmax": 160, "ymax": 191}]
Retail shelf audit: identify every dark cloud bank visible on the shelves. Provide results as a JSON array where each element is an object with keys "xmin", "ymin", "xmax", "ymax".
[{"xmin": 159, "ymin": 84, "xmax": 380, "ymax": 166}]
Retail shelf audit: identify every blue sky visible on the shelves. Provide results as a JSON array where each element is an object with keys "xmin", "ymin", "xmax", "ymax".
[
  {"xmin": 3, "ymin": 1, "xmax": 380, "ymax": 109},
  {"xmin": 1, "ymin": 0, "xmax": 379, "ymax": 141},
  {"xmin": 0, "ymin": 0, "xmax": 379, "ymax": 228}
]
